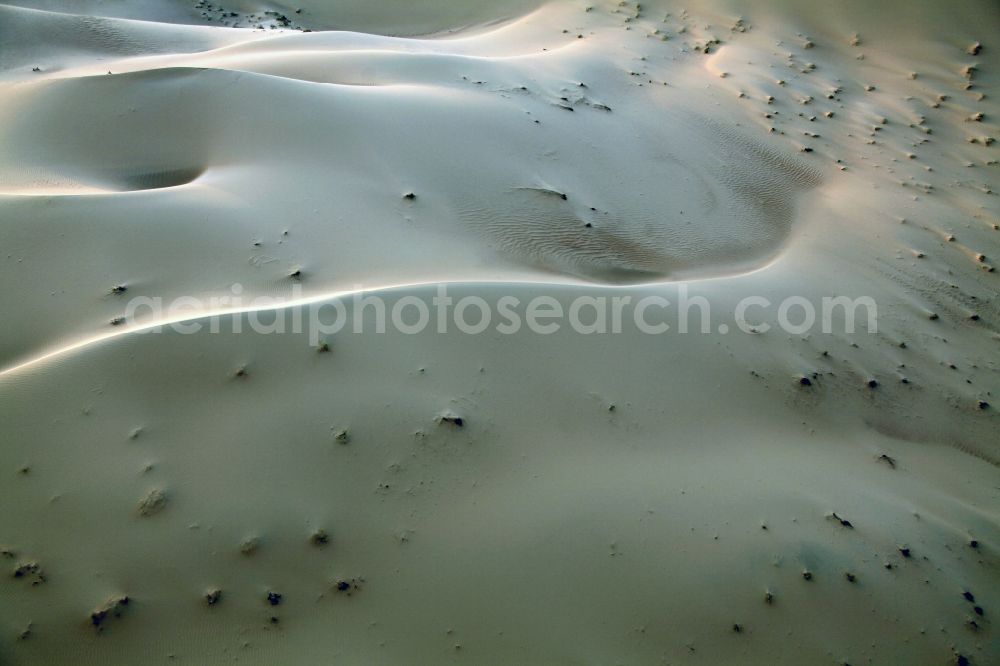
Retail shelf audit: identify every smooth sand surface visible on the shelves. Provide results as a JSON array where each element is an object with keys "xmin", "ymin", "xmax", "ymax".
[{"xmin": 0, "ymin": 0, "xmax": 997, "ymax": 663}]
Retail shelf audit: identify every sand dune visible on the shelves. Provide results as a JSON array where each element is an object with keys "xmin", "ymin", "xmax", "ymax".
[{"xmin": 0, "ymin": 0, "xmax": 997, "ymax": 663}]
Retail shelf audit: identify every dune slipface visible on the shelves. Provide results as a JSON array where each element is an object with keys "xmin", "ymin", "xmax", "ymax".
[
  {"xmin": 456, "ymin": 115, "xmax": 822, "ymax": 282},
  {"xmin": 0, "ymin": 0, "xmax": 998, "ymax": 664},
  {"xmin": 0, "ymin": 68, "xmax": 221, "ymax": 194}
]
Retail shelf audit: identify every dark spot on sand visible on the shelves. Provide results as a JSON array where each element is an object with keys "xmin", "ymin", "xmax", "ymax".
[
  {"xmin": 205, "ymin": 589, "xmax": 222, "ymax": 606},
  {"xmin": 438, "ymin": 414, "xmax": 464, "ymax": 427},
  {"xmin": 267, "ymin": 591, "xmax": 282, "ymax": 606},
  {"xmin": 13, "ymin": 561, "xmax": 45, "ymax": 585},
  {"xmin": 831, "ymin": 512, "xmax": 853, "ymax": 528},
  {"xmin": 137, "ymin": 489, "xmax": 167, "ymax": 517},
  {"xmin": 240, "ymin": 536, "xmax": 260, "ymax": 555},
  {"xmin": 91, "ymin": 596, "xmax": 129, "ymax": 629}
]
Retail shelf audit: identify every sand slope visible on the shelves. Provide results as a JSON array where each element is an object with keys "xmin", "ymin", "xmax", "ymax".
[{"xmin": 0, "ymin": 0, "xmax": 998, "ymax": 663}]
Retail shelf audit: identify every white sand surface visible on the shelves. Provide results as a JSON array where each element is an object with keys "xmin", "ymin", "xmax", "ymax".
[{"xmin": 0, "ymin": 0, "xmax": 997, "ymax": 663}]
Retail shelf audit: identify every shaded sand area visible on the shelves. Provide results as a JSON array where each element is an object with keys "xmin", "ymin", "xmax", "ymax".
[{"xmin": 0, "ymin": 0, "xmax": 998, "ymax": 663}]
